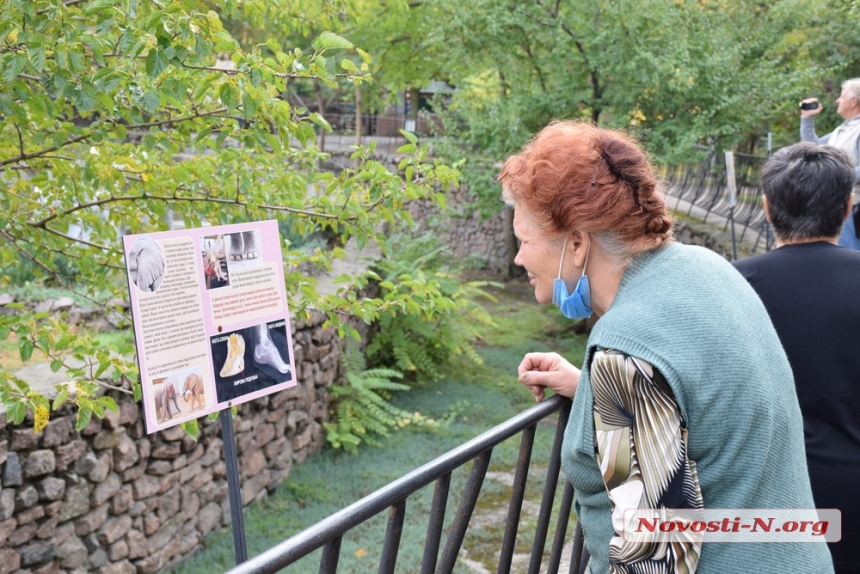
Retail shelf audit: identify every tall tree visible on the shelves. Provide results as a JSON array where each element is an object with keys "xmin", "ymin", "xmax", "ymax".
[{"xmin": 0, "ymin": 0, "xmax": 458, "ymax": 431}]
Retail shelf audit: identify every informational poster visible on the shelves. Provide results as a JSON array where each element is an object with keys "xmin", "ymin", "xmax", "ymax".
[{"xmin": 122, "ymin": 220, "xmax": 297, "ymax": 434}]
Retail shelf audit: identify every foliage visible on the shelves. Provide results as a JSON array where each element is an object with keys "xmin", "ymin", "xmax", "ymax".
[
  {"xmin": 421, "ymin": 0, "xmax": 860, "ymax": 216},
  {"xmin": 322, "ymin": 342, "xmax": 435, "ymax": 453},
  {"xmin": 365, "ymin": 232, "xmax": 498, "ymax": 380},
  {"xmin": 0, "ymin": 0, "xmax": 459, "ymax": 432}
]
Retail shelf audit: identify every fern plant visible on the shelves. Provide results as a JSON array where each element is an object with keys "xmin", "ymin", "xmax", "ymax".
[
  {"xmin": 323, "ymin": 344, "xmax": 436, "ymax": 453},
  {"xmin": 366, "ymin": 232, "xmax": 498, "ymax": 380}
]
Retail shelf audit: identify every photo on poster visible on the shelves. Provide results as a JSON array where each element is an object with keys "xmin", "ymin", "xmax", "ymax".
[
  {"xmin": 151, "ymin": 366, "xmax": 207, "ymax": 424},
  {"xmin": 210, "ymin": 319, "xmax": 294, "ymax": 403},
  {"xmin": 201, "ymin": 234, "xmax": 230, "ymax": 290},
  {"xmin": 127, "ymin": 237, "xmax": 166, "ymax": 293},
  {"xmin": 224, "ymin": 229, "xmax": 262, "ymax": 270}
]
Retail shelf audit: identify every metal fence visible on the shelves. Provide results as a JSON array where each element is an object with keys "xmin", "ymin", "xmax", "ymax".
[
  {"xmin": 225, "ymin": 395, "xmax": 586, "ymax": 574},
  {"xmin": 662, "ymin": 149, "xmax": 774, "ymax": 252}
]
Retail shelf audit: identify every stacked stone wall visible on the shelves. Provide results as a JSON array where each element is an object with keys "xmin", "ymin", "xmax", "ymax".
[
  {"xmin": 406, "ymin": 188, "xmax": 511, "ymax": 274},
  {"xmin": 0, "ymin": 311, "xmax": 340, "ymax": 574}
]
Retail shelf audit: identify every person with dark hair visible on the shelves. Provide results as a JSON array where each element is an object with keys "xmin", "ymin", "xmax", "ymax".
[
  {"xmin": 499, "ymin": 121, "xmax": 832, "ymax": 573},
  {"xmin": 734, "ymin": 142, "xmax": 860, "ymax": 573},
  {"xmin": 800, "ymin": 78, "xmax": 860, "ymax": 249}
]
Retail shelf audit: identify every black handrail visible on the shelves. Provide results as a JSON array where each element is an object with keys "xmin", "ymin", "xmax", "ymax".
[{"xmin": 225, "ymin": 394, "xmax": 580, "ymax": 574}]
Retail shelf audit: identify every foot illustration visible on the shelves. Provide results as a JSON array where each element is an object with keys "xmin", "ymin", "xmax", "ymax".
[
  {"xmin": 253, "ymin": 335, "xmax": 291, "ymax": 374},
  {"xmin": 220, "ymin": 333, "xmax": 246, "ymax": 378}
]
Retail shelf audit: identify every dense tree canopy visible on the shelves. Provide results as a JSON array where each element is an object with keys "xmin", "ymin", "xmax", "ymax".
[
  {"xmin": 0, "ymin": 0, "xmax": 458, "ymax": 432},
  {"xmin": 3, "ymin": 0, "xmax": 860, "ymax": 432}
]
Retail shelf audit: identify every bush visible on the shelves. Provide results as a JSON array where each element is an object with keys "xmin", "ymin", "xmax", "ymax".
[{"xmin": 365, "ymin": 232, "xmax": 497, "ymax": 380}]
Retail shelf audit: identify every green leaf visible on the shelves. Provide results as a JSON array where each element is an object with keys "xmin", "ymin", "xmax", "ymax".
[
  {"xmin": 312, "ymin": 32, "xmax": 353, "ymax": 52},
  {"xmin": 220, "ymin": 82, "xmax": 239, "ymax": 111},
  {"xmin": 356, "ymin": 48, "xmax": 372, "ymax": 64},
  {"xmin": 192, "ymin": 75, "xmax": 215, "ymax": 102},
  {"xmin": 75, "ymin": 408, "xmax": 93, "ymax": 432},
  {"xmin": 309, "ymin": 112, "xmax": 331, "ymax": 132},
  {"xmin": 50, "ymin": 359, "xmax": 63, "ymax": 372},
  {"xmin": 399, "ymin": 129, "xmax": 417, "ymax": 144},
  {"xmin": 98, "ymin": 396, "xmax": 119, "ymax": 413},
  {"xmin": 250, "ymin": 67, "xmax": 262, "ymax": 87},
  {"xmin": 6, "ymin": 401, "xmax": 26, "ymax": 425},
  {"xmin": 69, "ymin": 52, "xmax": 85, "ymax": 74},
  {"xmin": 145, "ymin": 48, "xmax": 168, "ymax": 77},
  {"xmin": 181, "ymin": 419, "xmax": 199, "ymax": 441},
  {"xmin": 3, "ymin": 54, "xmax": 26, "ymax": 82},
  {"xmin": 55, "ymin": 49, "xmax": 68, "ymax": 70},
  {"xmin": 242, "ymin": 93, "xmax": 257, "ymax": 119},
  {"xmin": 52, "ymin": 389, "xmax": 69, "ymax": 411},
  {"xmin": 84, "ymin": 0, "xmax": 116, "ymax": 14},
  {"xmin": 94, "ymin": 359, "xmax": 110, "ymax": 379},
  {"xmin": 28, "ymin": 46, "xmax": 46, "ymax": 73},
  {"xmin": 19, "ymin": 339, "xmax": 34, "ymax": 362},
  {"xmin": 141, "ymin": 90, "xmax": 160, "ymax": 114}
]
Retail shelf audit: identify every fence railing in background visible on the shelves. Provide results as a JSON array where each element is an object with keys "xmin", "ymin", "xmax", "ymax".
[
  {"xmin": 662, "ymin": 149, "xmax": 774, "ymax": 252},
  {"xmin": 225, "ymin": 395, "xmax": 585, "ymax": 574}
]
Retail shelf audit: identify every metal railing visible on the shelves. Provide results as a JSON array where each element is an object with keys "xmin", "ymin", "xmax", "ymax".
[
  {"xmin": 663, "ymin": 149, "xmax": 774, "ymax": 251},
  {"xmin": 226, "ymin": 395, "xmax": 586, "ymax": 574}
]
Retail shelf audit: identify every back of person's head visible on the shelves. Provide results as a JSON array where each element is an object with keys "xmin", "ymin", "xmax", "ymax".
[
  {"xmin": 761, "ymin": 142, "xmax": 854, "ymax": 241},
  {"xmin": 497, "ymin": 120, "xmax": 672, "ymax": 260},
  {"xmin": 842, "ymin": 78, "xmax": 860, "ymax": 104}
]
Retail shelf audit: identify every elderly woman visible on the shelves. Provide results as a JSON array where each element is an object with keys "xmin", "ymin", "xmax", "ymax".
[{"xmin": 498, "ymin": 121, "xmax": 832, "ymax": 573}]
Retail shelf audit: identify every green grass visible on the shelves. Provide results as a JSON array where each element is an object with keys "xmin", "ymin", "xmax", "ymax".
[{"xmin": 170, "ymin": 278, "xmax": 589, "ymax": 574}]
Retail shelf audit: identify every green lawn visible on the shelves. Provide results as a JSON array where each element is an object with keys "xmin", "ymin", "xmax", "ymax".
[{"xmin": 170, "ymin": 280, "xmax": 589, "ymax": 573}]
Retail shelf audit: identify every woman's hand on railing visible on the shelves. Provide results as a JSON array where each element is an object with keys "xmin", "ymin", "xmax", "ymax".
[{"xmin": 517, "ymin": 352, "xmax": 581, "ymax": 403}]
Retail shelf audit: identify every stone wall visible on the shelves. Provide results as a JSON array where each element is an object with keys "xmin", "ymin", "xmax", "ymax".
[
  {"xmin": 326, "ymin": 148, "xmax": 514, "ymax": 275},
  {"xmin": 406, "ymin": 188, "xmax": 513, "ymax": 275},
  {"xmin": 405, "ymin": 188, "xmax": 750, "ymax": 273},
  {"xmin": 0, "ymin": 311, "xmax": 340, "ymax": 574}
]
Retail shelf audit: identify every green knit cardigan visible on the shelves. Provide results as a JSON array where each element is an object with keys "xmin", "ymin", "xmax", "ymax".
[{"xmin": 562, "ymin": 242, "xmax": 833, "ymax": 573}]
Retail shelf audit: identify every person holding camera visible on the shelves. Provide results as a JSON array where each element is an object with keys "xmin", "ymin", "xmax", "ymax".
[{"xmin": 800, "ymin": 78, "xmax": 860, "ymax": 250}]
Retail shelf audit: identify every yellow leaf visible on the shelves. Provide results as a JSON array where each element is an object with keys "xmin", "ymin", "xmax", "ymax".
[
  {"xmin": 34, "ymin": 404, "xmax": 49, "ymax": 434},
  {"xmin": 141, "ymin": 173, "xmax": 149, "ymax": 182},
  {"xmin": 354, "ymin": 548, "xmax": 368, "ymax": 558},
  {"xmin": 7, "ymin": 29, "xmax": 18, "ymax": 43}
]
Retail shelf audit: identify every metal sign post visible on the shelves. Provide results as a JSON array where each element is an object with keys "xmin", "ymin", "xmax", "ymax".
[
  {"xmin": 220, "ymin": 407, "xmax": 248, "ymax": 565},
  {"xmin": 725, "ymin": 151, "xmax": 739, "ymax": 261},
  {"xmin": 122, "ymin": 220, "xmax": 300, "ymax": 568}
]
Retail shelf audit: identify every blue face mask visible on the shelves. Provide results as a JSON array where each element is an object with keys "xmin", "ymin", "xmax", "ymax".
[{"xmin": 552, "ymin": 239, "xmax": 593, "ymax": 319}]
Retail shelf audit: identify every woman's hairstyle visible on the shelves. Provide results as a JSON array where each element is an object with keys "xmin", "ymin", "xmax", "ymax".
[
  {"xmin": 497, "ymin": 120, "xmax": 672, "ymax": 259},
  {"xmin": 761, "ymin": 142, "xmax": 854, "ymax": 241}
]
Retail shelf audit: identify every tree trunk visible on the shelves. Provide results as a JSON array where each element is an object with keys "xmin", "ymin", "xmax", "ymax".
[
  {"xmin": 409, "ymin": 86, "xmax": 420, "ymax": 121},
  {"xmin": 503, "ymin": 205, "xmax": 522, "ymax": 278},
  {"xmin": 355, "ymin": 84, "xmax": 363, "ymax": 147},
  {"xmin": 314, "ymin": 79, "xmax": 326, "ymax": 152}
]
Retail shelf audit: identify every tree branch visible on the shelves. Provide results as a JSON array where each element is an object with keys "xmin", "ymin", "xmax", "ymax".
[
  {"xmin": 1, "ymin": 108, "xmax": 228, "ymax": 167},
  {"xmin": 36, "ymin": 0, "xmax": 89, "ymax": 15},
  {"xmin": 0, "ymin": 230, "xmax": 122, "ymax": 308}
]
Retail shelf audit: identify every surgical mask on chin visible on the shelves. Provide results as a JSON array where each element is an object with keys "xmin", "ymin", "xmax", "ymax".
[{"xmin": 552, "ymin": 239, "xmax": 593, "ymax": 319}]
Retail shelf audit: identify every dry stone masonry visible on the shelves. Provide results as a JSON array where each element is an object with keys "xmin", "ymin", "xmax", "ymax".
[{"xmin": 0, "ymin": 310, "xmax": 341, "ymax": 574}]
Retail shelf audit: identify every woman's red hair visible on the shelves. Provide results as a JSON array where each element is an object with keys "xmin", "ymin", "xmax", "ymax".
[{"xmin": 498, "ymin": 121, "xmax": 672, "ymax": 257}]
